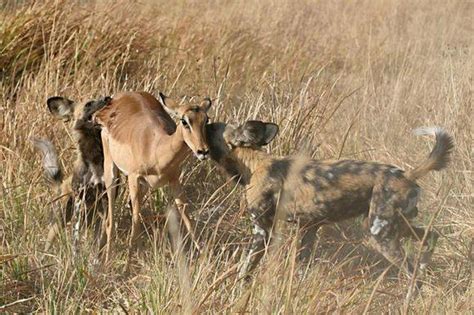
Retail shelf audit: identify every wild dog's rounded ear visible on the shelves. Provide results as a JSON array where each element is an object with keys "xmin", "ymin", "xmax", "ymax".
[
  {"xmin": 199, "ymin": 97, "xmax": 212, "ymax": 112},
  {"xmin": 47, "ymin": 96, "xmax": 75, "ymax": 121},
  {"xmin": 239, "ymin": 120, "xmax": 278, "ymax": 146},
  {"xmin": 158, "ymin": 92, "xmax": 180, "ymax": 118},
  {"xmin": 262, "ymin": 123, "xmax": 279, "ymax": 145},
  {"xmin": 223, "ymin": 123, "xmax": 237, "ymax": 138},
  {"xmin": 223, "ymin": 124, "xmax": 238, "ymax": 147}
]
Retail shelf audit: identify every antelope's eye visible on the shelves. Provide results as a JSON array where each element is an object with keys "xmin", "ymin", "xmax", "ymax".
[{"xmin": 181, "ymin": 118, "xmax": 190, "ymax": 128}]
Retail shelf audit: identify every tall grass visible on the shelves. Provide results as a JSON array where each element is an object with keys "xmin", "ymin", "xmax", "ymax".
[{"xmin": 1, "ymin": 0, "xmax": 472, "ymax": 313}]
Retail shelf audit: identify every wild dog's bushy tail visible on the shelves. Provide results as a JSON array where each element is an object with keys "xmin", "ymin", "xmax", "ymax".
[
  {"xmin": 407, "ymin": 127, "xmax": 454, "ymax": 180},
  {"xmin": 31, "ymin": 138, "xmax": 63, "ymax": 187}
]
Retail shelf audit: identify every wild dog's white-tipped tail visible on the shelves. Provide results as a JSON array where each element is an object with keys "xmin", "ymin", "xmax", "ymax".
[
  {"xmin": 31, "ymin": 138, "xmax": 63, "ymax": 184},
  {"xmin": 407, "ymin": 127, "xmax": 454, "ymax": 180},
  {"xmin": 413, "ymin": 126, "xmax": 443, "ymax": 137}
]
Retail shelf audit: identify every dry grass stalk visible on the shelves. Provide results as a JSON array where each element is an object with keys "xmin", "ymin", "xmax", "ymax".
[{"xmin": 0, "ymin": 0, "xmax": 471, "ymax": 312}]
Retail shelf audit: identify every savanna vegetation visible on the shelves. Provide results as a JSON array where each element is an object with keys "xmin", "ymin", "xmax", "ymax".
[{"xmin": 1, "ymin": 0, "xmax": 472, "ymax": 313}]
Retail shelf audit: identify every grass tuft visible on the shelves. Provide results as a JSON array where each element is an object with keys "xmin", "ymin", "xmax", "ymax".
[{"xmin": 0, "ymin": 0, "xmax": 472, "ymax": 312}]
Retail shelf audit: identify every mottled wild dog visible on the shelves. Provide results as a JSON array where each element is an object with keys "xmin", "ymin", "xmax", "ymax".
[
  {"xmin": 206, "ymin": 121, "xmax": 454, "ymax": 282},
  {"xmin": 33, "ymin": 96, "xmax": 111, "ymax": 253},
  {"xmin": 94, "ymin": 91, "xmax": 211, "ymax": 265}
]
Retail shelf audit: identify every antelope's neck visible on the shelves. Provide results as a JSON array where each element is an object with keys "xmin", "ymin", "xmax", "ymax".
[{"xmin": 153, "ymin": 124, "xmax": 190, "ymax": 169}]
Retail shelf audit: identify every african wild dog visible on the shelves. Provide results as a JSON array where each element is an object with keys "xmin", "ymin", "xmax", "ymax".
[
  {"xmin": 206, "ymin": 121, "xmax": 454, "ymax": 283},
  {"xmin": 33, "ymin": 96, "xmax": 111, "ymax": 253}
]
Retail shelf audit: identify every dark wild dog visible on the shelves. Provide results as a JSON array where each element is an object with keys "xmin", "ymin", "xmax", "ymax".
[
  {"xmin": 206, "ymin": 121, "xmax": 454, "ymax": 283},
  {"xmin": 33, "ymin": 96, "xmax": 111, "ymax": 254}
]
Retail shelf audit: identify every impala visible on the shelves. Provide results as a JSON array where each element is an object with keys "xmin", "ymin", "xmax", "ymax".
[{"xmin": 94, "ymin": 91, "xmax": 211, "ymax": 265}]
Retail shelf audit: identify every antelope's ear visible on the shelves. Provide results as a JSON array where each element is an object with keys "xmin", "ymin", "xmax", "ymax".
[
  {"xmin": 158, "ymin": 92, "xmax": 180, "ymax": 118},
  {"xmin": 199, "ymin": 97, "xmax": 212, "ymax": 112},
  {"xmin": 262, "ymin": 123, "xmax": 279, "ymax": 145},
  {"xmin": 47, "ymin": 96, "xmax": 75, "ymax": 121}
]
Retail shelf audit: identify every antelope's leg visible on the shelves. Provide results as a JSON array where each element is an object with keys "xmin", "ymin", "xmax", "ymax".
[
  {"xmin": 99, "ymin": 133, "xmax": 118, "ymax": 263},
  {"xmin": 93, "ymin": 185, "xmax": 107, "ymax": 247},
  {"xmin": 127, "ymin": 173, "xmax": 145, "ymax": 268},
  {"xmin": 169, "ymin": 180, "xmax": 200, "ymax": 252}
]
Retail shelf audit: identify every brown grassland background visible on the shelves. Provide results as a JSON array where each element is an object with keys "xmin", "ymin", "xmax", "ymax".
[{"xmin": 0, "ymin": 0, "xmax": 472, "ymax": 313}]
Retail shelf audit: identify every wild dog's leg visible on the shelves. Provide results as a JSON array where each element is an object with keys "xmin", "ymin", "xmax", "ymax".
[
  {"xmin": 367, "ymin": 182, "xmax": 413, "ymax": 274},
  {"xmin": 400, "ymin": 223, "xmax": 439, "ymax": 271},
  {"xmin": 169, "ymin": 180, "xmax": 200, "ymax": 252},
  {"xmin": 239, "ymin": 212, "xmax": 273, "ymax": 278},
  {"xmin": 299, "ymin": 223, "xmax": 320, "ymax": 263},
  {"xmin": 72, "ymin": 185, "xmax": 86, "ymax": 258},
  {"xmin": 239, "ymin": 189, "xmax": 278, "ymax": 278},
  {"xmin": 45, "ymin": 197, "xmax": 73, "ymax": 251},
  {"xmin": 368, "ymin": 234, "xmax": 411, "ymax": 272},
  {"xmin": 45, "ymin": 224, "xmax": 60, "ymax": 252},
  {"xmin": 99, "ymin": 133, "xmax": 118, "ymax": 263}
]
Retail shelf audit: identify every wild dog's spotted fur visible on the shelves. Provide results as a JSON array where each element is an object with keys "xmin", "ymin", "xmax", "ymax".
[
  {"xmin": 33, "ymin": 96, "xmax": 111, "ymax": 252},
  {"xmin": 206, "ymin": 121, "xmax": 454, "ymax": 283}
]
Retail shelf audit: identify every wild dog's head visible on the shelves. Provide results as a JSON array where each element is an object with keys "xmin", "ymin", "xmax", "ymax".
[
  {"xmin": 47, "ymin": 96, "xmax": 112, "ymax": 126},
  {"xmin": 46, "ymin": 96, "xmax": 110, "ymax": 183},
  {"xmin": 223, "ymin": 120, "xmax": 279, "ymax": 149},
  {"xmin": 206, "ymin": 120, "xmax": 279, "ymax": 184}
]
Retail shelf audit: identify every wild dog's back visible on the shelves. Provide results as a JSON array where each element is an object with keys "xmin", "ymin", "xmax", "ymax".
[{"xmin": 246, "ymin": 154, "xmax": 412, "ymax": 224}]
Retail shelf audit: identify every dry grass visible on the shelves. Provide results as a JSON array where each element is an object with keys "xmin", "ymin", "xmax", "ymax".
[{"xmin": 1, "ymin": 0, "xmax": 472, "ymax": 313}]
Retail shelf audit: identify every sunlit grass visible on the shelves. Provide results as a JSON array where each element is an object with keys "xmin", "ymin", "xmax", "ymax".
[{"xmin": 0, "ymin": 0, "xmax": 472, "ymax": 313}]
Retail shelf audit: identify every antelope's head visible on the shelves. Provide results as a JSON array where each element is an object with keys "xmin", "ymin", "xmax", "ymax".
[{"xmin": 158, "ymin": 92, "xmax": 212, "ymax": 161}]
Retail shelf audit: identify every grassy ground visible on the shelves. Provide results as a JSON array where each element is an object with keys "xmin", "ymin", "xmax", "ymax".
[{"xmin": 1, "ymin": 0, "xmax": 472, "ymax": 313}]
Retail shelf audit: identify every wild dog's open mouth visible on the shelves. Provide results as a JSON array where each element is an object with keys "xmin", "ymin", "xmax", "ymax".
[{"xmin": 83, "ymin": 96, "xmax": 112, "ymax": 125}]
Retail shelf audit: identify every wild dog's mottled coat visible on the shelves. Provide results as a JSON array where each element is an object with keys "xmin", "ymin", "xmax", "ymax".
[
  {"xmin": 206, "ymin": 121, "xmax": 454, "ymax": 281},
  {"xmin": 33, "ymin": 96, "xmax": 111, "ymax": 251}
]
